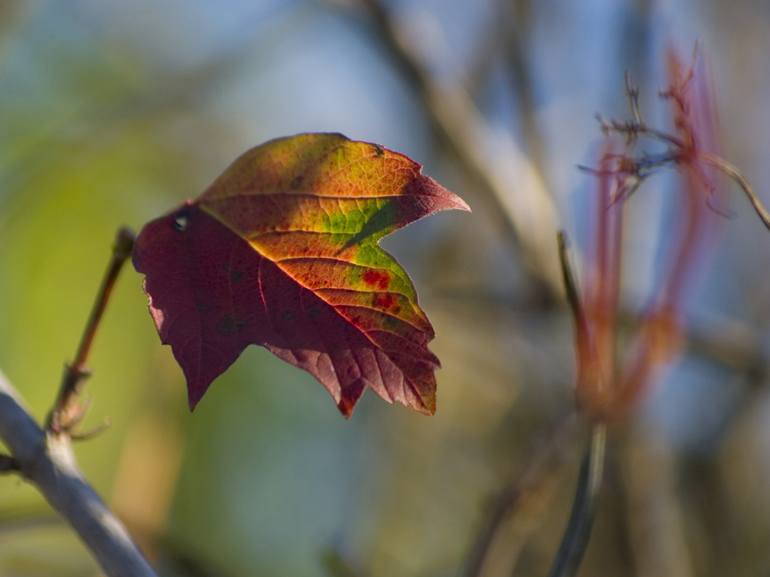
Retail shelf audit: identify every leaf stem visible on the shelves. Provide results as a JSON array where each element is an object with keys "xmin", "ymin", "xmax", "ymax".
[{"xmin": 47, "ymin": 227, "xmax": 135, "ymax": 434}]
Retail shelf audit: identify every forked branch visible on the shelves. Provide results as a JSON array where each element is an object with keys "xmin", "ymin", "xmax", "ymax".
[
  {"xmin": 0, "ymin": 228, "xmax": 156, "ymax": 577},
  {"xmin": 0, "ymin": 371, "xmax": 157, "ymax": 577}
]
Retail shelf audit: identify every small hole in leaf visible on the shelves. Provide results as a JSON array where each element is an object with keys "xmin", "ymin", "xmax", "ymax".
[{"xmin": 173, "ymin": 214, "xmax": 189, "ymax": 232}]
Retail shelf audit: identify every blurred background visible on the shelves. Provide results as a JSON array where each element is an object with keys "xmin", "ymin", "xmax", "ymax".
[{"xmin": 1, "ymin": 1, "xmax": 770, "ymax": 576}]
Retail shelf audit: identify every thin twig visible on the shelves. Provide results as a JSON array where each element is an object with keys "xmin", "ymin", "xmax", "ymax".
[
  {"xmin": 700, "ymin": 152, "xmax": 770, "ymax": 230},
  {"xmin": 625, "ymin": 71, "xmax": 643, "ymax": 126},
  {"xmin": 47, "ymin": 227, "xmax": 135, "ymax": 434},
  {"xmin": 594, "ymin": 72, "xmax": 770, "ymax": 231},
  {"xmin": 70, "ymin": 418, "xmax": 112, "ymax": 442},
  {"xmin": 598, "ymin": 116, "xmax": 770, "ymax": 230},
  {"xmin": 546, "ymin": 424, "xmax": 607, "ymax": 577},
  {"xmin": 557, "ymin": 232, "xmax": 586, "ymax": 336}
]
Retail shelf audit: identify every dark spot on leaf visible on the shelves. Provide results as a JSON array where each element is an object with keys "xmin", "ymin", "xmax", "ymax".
[
  {"xmin": 219, "ymin": 314, "xmax": 245, "ymax": 335},
  {"xmin": 282, "ymin": 310, "xmax": 296, "ymax": 322},
  {"xmin": 307, "ymin": 305, "xmax": 322, "ymax": 320},
  {"xmin": 196, "ymin": 302, "xmax": 211, "ymax": 313},
  {"xmin": 374, "ymin": 145, "xmax": 384, "ymax": 157},
  {"xmin": 230, "ymin": 270, "xmax": 243, "ymax": 283},
  {"xmin": 291, "ymin": 175, "xmax": 304, "ymax": 189}
]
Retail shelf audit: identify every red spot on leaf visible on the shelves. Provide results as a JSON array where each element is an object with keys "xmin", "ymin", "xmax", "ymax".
[
  {"xmin": 363, "ymin": 270, "xmax": 390, "ymax": 290},
  {"xmin": 373, "ymin": 293, "xmax": 396, "ymax": 310}
]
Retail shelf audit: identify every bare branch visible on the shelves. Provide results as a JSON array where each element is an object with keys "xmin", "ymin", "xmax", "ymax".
[{"xmin": 0, "ymin": 370, "xmax": 157, "ymax": 577}]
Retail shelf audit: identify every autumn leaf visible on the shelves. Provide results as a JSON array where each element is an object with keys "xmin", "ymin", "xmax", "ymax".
[{"xmin": 132, "ymin": 133, "xmax": 470, "ymax": 417}]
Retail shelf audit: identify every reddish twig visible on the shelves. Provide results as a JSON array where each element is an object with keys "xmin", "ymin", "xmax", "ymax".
[
  {"xmin": 47, "ymin": 227, "xmax": 135, "ymax": 434},
  {"xmin": 592, "ymin": 68, "xmax": 770, "ymax": 232}
]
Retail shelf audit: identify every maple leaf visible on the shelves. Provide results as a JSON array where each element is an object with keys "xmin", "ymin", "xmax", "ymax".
[{"xmin": 133, "ymin": 133, "xmax": 470, "ymax": 417}]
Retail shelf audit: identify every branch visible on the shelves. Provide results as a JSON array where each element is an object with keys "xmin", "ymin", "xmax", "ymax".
[{"xmin": 0, "ymin": 370, "xmax": 157, "ymax": 577}]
